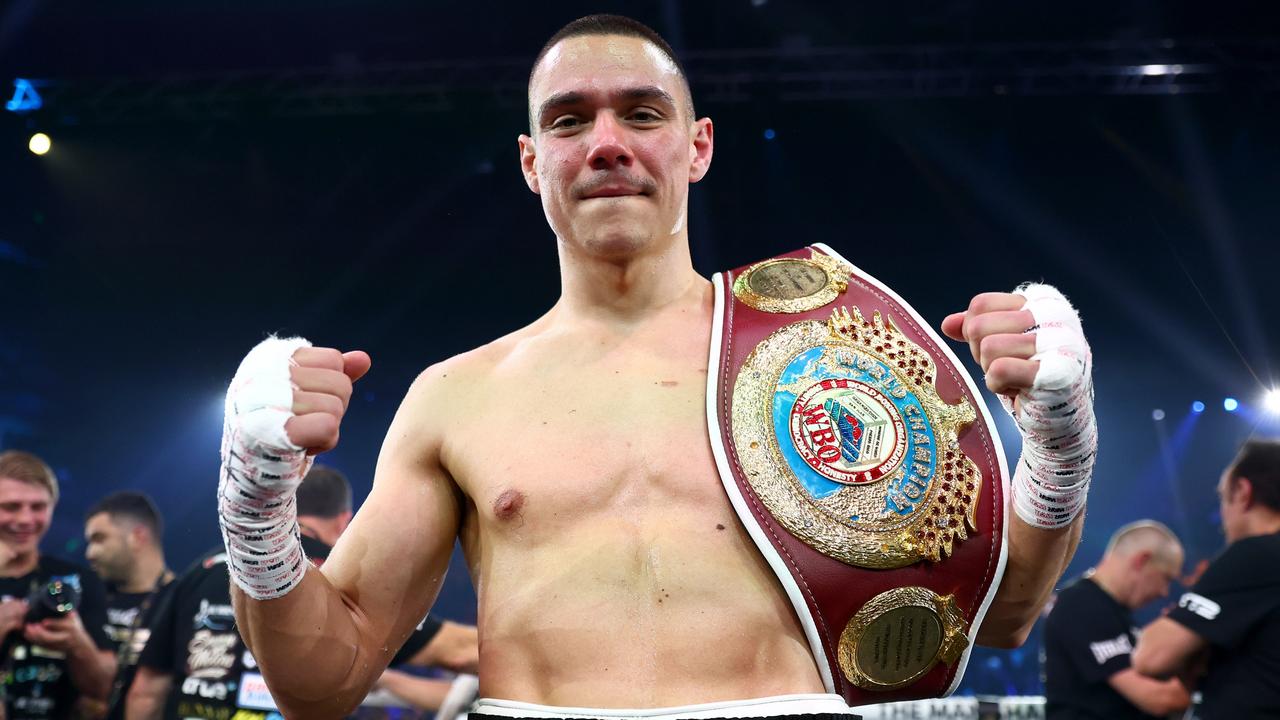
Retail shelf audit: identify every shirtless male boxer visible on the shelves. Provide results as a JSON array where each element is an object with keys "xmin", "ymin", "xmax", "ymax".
[{"xmin": 218, "ymin": 15, "xmax": 1092, "ymax": 720}]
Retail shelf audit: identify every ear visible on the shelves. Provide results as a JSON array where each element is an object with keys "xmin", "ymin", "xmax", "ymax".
[
  {"xmin": 1131, "ymin": 550, "xmax": 1153, "ymax": 571},
  {"xmin": 1236, "ymin": 477, "xmax": 1255, "ymax": 509},
  {"xmin": 688, "ymin": 117, "xmax": 714, "ymax": 183},
  {"xmin": 518, "ymin": 134, "xmax": 540, "ymax": 194},
  {"xmin": 129, "ymin": 524, "xmax": 148, "ymax": 546}
]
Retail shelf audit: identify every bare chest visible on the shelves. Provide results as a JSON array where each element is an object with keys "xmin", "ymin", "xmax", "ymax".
[{"xmin": 446, "ymin": 357, "xmax": 727, "ymax": 534}]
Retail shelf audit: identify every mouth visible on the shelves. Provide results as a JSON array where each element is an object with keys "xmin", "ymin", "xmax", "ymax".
[
  {"xmin": 4, "ymin": 533, "xmax": 35, "ymax": 547},
  {"xmin": 581, "ymin": 186, "xmax": 647, "ymax": 199}
]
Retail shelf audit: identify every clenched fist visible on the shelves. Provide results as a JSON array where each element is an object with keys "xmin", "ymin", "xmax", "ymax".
[
  {"xmin": 285, "ymin": 348, "xmax": 371, "ymax": 455},
  {"xmin": 941, "ymin": 292, "xmax": 1038, "ymax": 399}
]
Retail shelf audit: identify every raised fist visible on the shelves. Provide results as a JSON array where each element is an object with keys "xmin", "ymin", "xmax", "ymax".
[
  {"xmin": 284, "ymin": 347, "xmax": 371, "ymax": 454},
  {"xmin": 941, "ymin": 291, "xmax": 1039, "ymax": 398}
]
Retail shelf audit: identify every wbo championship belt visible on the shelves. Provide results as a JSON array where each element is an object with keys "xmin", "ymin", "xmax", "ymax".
[{"xmin": 706, "ymin": 244, "xmax": 1009, "ymax": 707}]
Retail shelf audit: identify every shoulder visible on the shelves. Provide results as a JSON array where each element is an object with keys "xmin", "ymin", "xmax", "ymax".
[
  {"xmin": 1051, "ymin": 577, "xmax": 1095, "ymax": 611},
  {"xmin": 171, "ymin": 548, "xmax": 227, "ymax": 590},
  {"xmin": 36, "ymin": 555, "xmax": 92, "ymax": 578},
  {"xmin": 37, "ymin": 556, "xmax": 106, "ymax": 593},
  {"xmin": 400, "ymin": 322, "xmax": 548, "ymax": 423},
  {"xmin": 1226, "ymin": 532, "xmax": 1280, "ymax": 560},
  {"xmin": 1048, "ymin": 578, "xmax": 1109, "ymax": 625},
  {"xmin": 1205, "ymin": 535, "xmax": 1276, "ymax": 576}
]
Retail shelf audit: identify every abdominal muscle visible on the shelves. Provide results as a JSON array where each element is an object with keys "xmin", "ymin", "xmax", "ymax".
[{"xmin": 469, "ymin": 504, "xmax": 827, "ymax": 707}]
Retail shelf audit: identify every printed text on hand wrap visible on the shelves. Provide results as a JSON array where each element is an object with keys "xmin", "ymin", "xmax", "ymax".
[
  {"xmin": 218, "ymin": 336, "xmax": 314, "ymax": 600},
  {"xmin": 1003, "ymin": 284, "xmax": 1096, "ymax": 530}
]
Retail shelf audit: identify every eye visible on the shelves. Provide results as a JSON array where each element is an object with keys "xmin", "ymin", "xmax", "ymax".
[
  {"xmin": 550, "ymin": 116, "xmax": 583, "ymax": 130},
  {"xmin": 629, "ymin": 109, "xmax": 662, "ymax": 123}
]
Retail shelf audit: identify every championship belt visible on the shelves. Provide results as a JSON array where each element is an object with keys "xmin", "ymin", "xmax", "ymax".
[{"xmin": 706, "ymin": 244, "xmax": 1010, "ymax": 706}]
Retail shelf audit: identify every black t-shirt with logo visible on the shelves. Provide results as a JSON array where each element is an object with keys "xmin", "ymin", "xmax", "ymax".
[
  {"xmin": 1042, "ymin": 576, "xmax": 1161, "ymax": 720},
  {"xmin": 140, "ymin": 539, "xmax": 443, "ymax": 720},
  {"xmin": 1167, "ymin": 531, "xmax": 1280, "ymax": 719},
  {"xmin": 102, "ymin": 578, "xmax": 175, "ymax": 720},
  {"xmin": 0, "ymin": 556, "xmax": 114, "ymax": 720}
]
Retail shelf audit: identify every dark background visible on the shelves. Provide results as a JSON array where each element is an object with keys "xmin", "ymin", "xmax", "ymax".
[{"xmin": 3, "ymin": 0, "xmax": 1279, "ymax": 697}]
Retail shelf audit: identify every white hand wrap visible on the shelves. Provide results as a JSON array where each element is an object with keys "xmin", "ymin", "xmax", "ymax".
[
  {"xmin": 1003, "ymin": 284, "xmax": 1096, "ymax": 529},
  {"xmin": 218, "ymin": 335, "xmax": 314, "ymax": 599}
]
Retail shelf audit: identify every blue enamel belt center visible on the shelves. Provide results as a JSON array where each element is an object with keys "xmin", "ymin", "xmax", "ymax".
[{"xmin": 771, "ymin": 345, "xmax": 938, "ymax": 518}]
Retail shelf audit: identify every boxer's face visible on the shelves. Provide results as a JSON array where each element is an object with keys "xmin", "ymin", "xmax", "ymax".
[
  {"xmin": 0, "ymin": 478, "xmax": 52, "ymax": 556},
  {"xmin": 521, "ymin": 35, "xmax": 712, "ymax": 259}
]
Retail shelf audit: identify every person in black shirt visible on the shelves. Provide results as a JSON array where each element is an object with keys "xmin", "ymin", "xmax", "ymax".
[
  {"xmin": 84, "ymin": 492, "xmax": 175, "ymax": 720},
  {"xmin": 1043, "ymin": 520, "xmax": 1191, "ymax": 720},
  {"xmin": 0, "ymin": 450, "xmax": 115, "ymax": 720},
  {"xmin": 1135, "ymin": 438, "xmax": 1280, "ymax": 719},
  {"xmin": 127, "ymin": 547, "xmax": 302, "ymax": 720},
  {"xmin": 126, "ymin": 466, "xmax": 475, "ymax": 719}
]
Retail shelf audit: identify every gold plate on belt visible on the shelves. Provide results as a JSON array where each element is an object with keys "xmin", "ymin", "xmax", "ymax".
[
  {"xmin": 730, "ymin": 304, "xmax": 982, "ymax": 569},
  {"xmin": 838, "ymin": 587, "xmax": 969, "ymax": 690},
  {"xmin": 732, "ymin": 251, "xmax": 853, "ymax": 314}
]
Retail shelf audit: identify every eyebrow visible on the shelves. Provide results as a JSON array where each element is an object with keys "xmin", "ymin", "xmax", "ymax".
[{"xmin": 536, "ymin": 85, "xmax": 679, "ymax": 122}]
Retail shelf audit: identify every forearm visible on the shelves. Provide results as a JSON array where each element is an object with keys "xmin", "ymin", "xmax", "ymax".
[
  {"xmin": 375, "ymin": 669, "xmax": 453, "ymax": 711},
  {"xmin": 411, "ymin": 622, "xmax": 480, "ymax": 674},
  {"xmin": 1110, "ymin": 669, "xmax": 1192, "ymax": 716},
  {"xmin": 1144, "ymin": 677, "xmax": 1192, "ymax": 715},
  {"xmin": 77, "ymin": 697, "xmax": 107, "ymax": 720},
  {"xmin": 124, "ymin": 668, "xmax": 171, "ymax": 720},
  {"xmin": 232, "ymin": 565, "xmax": 386, "ymax": 719},
  {"xmin": 124, "ymin": 694, "xmax": 163, "ymax": 720},
  {"xmin": 977, "ymin": 510, "xmax": 1083, "ymax": 647},
  {"xmin": 66, "ymin": 642, "xmax": 113, "ymax": 701},
  {"xmin": 1132, "ymin": 617, "xmax": 1206, "ymax": 679}
]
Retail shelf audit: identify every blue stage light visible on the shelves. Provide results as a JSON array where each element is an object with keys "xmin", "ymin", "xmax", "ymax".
[
  {"xmin": 6, "ymin": 79, "xmax": 42, "ymax": 113},
  {"xmin": 1152, "ymin": 409, "xmax": 1165, "ymax": 421},
  {"xmin": 763, "ymin": 128, "xmax": 776, "ymax": 140},
  {"xmin": 1191, "ymin": 401, "xmax": 1205, "ymax": 413},
  {"xmin": 1223, "ymin": 398, "xmax": 1239, "ymax": 412}
]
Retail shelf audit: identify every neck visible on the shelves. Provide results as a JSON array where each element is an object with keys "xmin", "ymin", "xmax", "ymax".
[
  {"xmin": 1088, "ymin": 561, "xmax": 1133, "ymax": 608},
  {"xmin": 0, "ymin": 548, "xmax": 39, "ymax": 578},
  {"xmin": 554, "ymin": 229, "xmax": 703, "ymax": 323},
  {"xmin": 1242, "ymin": 511, "xmax": 1280, "ymax": 540},
  {"xmin": 123, "ymin": 550, "xmax": 170, "ymax": 593}
]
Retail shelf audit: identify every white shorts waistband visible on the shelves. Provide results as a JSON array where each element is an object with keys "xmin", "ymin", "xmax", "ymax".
[{"xmin": 472, "ymin": 693, "xmax": 855, "ymax": 719}]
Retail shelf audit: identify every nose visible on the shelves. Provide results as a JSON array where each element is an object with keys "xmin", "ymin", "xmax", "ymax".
[
  {"xmin": 586, "ymin": 112, "xmax": 633, "ymax": 171},
  {"xmin": 14, "ymin": 508, "xmax": 35, "ymax": 528}
]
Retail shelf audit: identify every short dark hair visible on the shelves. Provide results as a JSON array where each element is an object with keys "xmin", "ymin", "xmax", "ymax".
[
  {"xmin": 1227, "ymin": 438, "xmax": 1280, "ymax": 512},
  {"xmin": 87, "ymin": 491, "xmax": 163, "ymax": 541},
  {"xmin": 528, "ymin": 14, "xmax": 695, "ymax": 126},
  {"xmin": 297, "ymin": 465, "xmax": 353, "ymax": 519}
]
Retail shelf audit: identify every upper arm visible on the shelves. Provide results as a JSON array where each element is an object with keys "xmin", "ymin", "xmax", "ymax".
[
  {"xmin": 318, "ymin": 366, "xmax": 465, "ymax": 667},
  {"xmin": 1132, "ymin": 617, "xmax": 1207, "ymax": 678},
  {"xmin": 1107, "ymin": 668, "xmax": 1192, "ymax": 716},
  {"xmin": 128, "ymin": 665, "xmax": 173, "ymax": 698},
  {"xmin": 125, "ymin": 665, "xmax": 173, "ymax": 716},
  {"xmin": 78, "ymin": 570, "xmax": 114, "ymax": 651}
]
